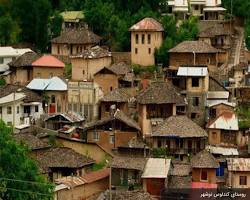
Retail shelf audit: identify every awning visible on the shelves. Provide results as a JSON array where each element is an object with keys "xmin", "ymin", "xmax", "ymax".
[
  {"xmin": 204, "ymin": 7, "xmax": 227, "ymax": 12},
  {"xmin": 177, "ymin": 67, "xmax": 208, "ymax": 77}
]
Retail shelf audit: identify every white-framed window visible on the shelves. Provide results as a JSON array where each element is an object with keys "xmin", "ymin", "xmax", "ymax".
[
  {"xmin": 7, "ymin": 106, "xmax": 12, "ymax": 114},
  {"xmin": 16, "ymin": 106, "xmax": 19, "ymax": 114},
  {"xmin": 109, "ymin": 134, "xmax": 115, "ymax": 144}
]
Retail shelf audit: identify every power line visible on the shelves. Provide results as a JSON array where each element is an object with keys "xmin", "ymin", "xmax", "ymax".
[
  {"xmin": 0, "ymin": 177, "xmax": 52, "ymax": 186},
  {"xmin": 0, "ymin": 186, "xmax": 53, "ymax": 197}
]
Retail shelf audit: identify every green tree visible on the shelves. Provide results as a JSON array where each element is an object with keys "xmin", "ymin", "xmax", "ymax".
[
  {"xmin": 49, "ymin": 11, "xmax": 63, "ymax": 39},
  {"xmin": 0, "ymin": 120, "xmax": 54, "ymax": 200}
]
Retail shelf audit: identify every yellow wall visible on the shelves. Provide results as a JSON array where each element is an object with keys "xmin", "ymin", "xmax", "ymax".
[
  {"xmin": 57, "ymin": 138, "xmax": 111, "ymax": 162},
  {"xmin": 192, "ymin": 168, "xmax": 217, "ymax": 184},
  {"xmin": 228, "ymin": 171, "xmax": 250, "ymax": 188},
  {"xmin": 94, "ymin": 73, "xmax": 119, "ymax": 95},
  {"xmin": 33, "ymin": 67, "xmax": 64, "ymax": 79},
  {"xmin": 71, "ymin": 57, "xmax": 112, "ymax": 81},
  {"xmin": 51, "ymin": 43, "xmax": 92, "ymax": 57},
  {"xmin": 131, "ymin": 31, "xmax": 163, "ymax": 66}
]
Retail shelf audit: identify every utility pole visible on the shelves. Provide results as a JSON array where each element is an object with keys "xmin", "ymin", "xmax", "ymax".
[
  {"xmin": 230, "ymin": 0, "xmax": 233, "ymax": 37},
  {"xmin": 12, "ymin": 91, "xmax": 16, "ymax": 132}
]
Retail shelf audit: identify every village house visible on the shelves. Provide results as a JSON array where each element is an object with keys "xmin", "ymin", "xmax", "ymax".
[
  {"xmin": 32, "ymin": 147, "xmax": 95, "ymax": 181},
  {"xmin": 129, "ymin": 17, "xmax": 164, "ymax": 66},
  {"xmin": 51, "ymin": 28, "xmax": 101, "ymax": 59},
  {"xmin": 45, "ymin": 112, "xmax": 85, "ymax": 130},
  {"xmin": 191, "ymin": 150, "xmax": 219, "ymax": 187},
  {"xmin": 167, "ymin": 0, "xmax": 226, "ymax": 21},
  {"xmin": 117, "ymin": 137, "xmax": 150, "ymax": 157},
  {"xmin": 227, "ymin": 158, "xmax": 250, "ymax": 188},
  {"xmin": 207, "ymin": 111, "xmax": 243, "ymax": 147},
  {"xmin": 168, "ymin": 41, "xmax": 220, "ymax": 72},
  {"xmin": 71, "ymin": 45, "xmax": 112, "ymax": 81},
  {"xmin": 100, "ymin": 88, "xmax": 134, "ymax": 118},
  {"xmin": 111, "ymin": 157, "xmax": 147, "ymax": 187},
  {"xmin": 150, "ymin": 115, "xmax": 208, "ymax": 161},
  {"xmin": 84, "ymin": 109, "xmax": 141, "ymax": 152},
  {"xmin": 198, "ymin": 24, "xmax": 231, "ymax": 63},
  {"xmin": 176, "ymin": 66, "xmax": 209, "ymax": 125},
  {"xmin": 142, "ymin": 158, "xmax": 172, "ymax": 197},
  {"xmin": 32, "ymin": 55, "xmax": 65, "ymax": 79},
  {"xmin": 60, "ymin": 11, "xmax": 85, "ymax": 30},
  {"xmin": 67, "ymin": 81, "xmax": 103, "ymax": 121},
  {"xmin": 54, "ymin": 168, "xmax": 109, "ymax": 200},
  {"xmin": 136, "ymin": 81, "xmax": 186, "ymax": 136},
  {"xmin": 26, "ymin": 77, "xmax": 68, "ymax": 114},
  {"xmin": 94, "ymin": 62, "xmax": 135, "ymax": 95},
  {"xmin": 8, "ymin": 51, "xmax": 40, "ymax": 85},
  {"xmin": 0, "ymin": 84, "xmax": 43, "ymax": 127},
  {"xmin": 0, "ymin": 47, "xmax": 32, "ymax": 76}
]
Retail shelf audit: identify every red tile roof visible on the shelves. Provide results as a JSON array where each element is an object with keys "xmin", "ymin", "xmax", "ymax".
[
  {"xmin": 82, "ymin": 168, "xmax": 109, "ymax": 183},
  {"xmin": 129, "ymin": 17, "xmax": 164, "ymax": 32},
  {"xmin": 32, "ymin": 55, "xmax": 65, "ymax": 68}
]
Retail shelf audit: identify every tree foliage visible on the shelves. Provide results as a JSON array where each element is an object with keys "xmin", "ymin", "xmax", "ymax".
[{"xmin": 0, "ymin": 120, "xmax": 54, "ymax": 200}]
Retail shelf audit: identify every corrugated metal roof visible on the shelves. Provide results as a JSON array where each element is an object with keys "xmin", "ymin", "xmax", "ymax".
[
  {"xmin": 177, "ymin": 67, "xmax": 208, "ymax": 77},
  {"xmin": 0, "ymin": 47, "xmax": 32, "ymax": 57},
  {"xmin": 26, "ymin": 77, "xmax": 67, "ymax": 91},
  {"xmin": 0, "ymin": 93, "xmax": 26, "ymax": 104},
  {"xmin": 207, "ymin": 91, "xmax": 229, "ymax": 99},
  {"xmin": 206, "ymin": 145, "xmax": 239, "ymax": 156},
  {"xmin": 142, "ymin": 158, "xmax": 171, "ymax": 178},
  {"xmin": 203, "ymin": 7, "xmax": 226, "ymax": 11},
  {"xmin": 208, "ymin": 112, "xmax": 239, "ymax": 131},
  {"xmin": 227, "ymin": 158, "xmax": 250, "ymax": 171}
]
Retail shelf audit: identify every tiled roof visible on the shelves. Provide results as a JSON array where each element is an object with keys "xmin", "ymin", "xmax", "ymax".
[
  {"xmin": 8, "ymin": 52, "xmax": 40, "ymax": 67},
  {"xmin": 101, "ymin": 88, "xmax": 132, "ymax": 103},
  {"xmin": 191, "ymin": 150, "xmax": 219, "ymax": 168},
  {"xmin": 168, "ymin": 176, "xmax": 191, "ymax": 189},
  {"xmin": 136, "ymin": 81, "xmax": 185, "ymax": 105},
  {"xmin": 46, "ymin": 112, "xmax": 85, "ymax": 123},
  {"xmin": 108, "ymin": 62, "xmax": 131, "ymax": 75},
  {"xmin": 111, "ymin": 157, "xmax": 147, "ymax": 171},
  {"xmin": 84, "ymin": 109, "xmax": 141, "ymax": 131},
  {"xmin": 129, "ymin": 17, "xmax": 164, "ymax": 32},
  {"xmin": 152, "ymin": 115, "xmax": 207, "ymax": 138},
  {"xmin": 13, "ymin": 133, "xmax": 50, "ymax": 150},
  {"xmin": 169, "ymin": 41, "xmax": 219, "ymax": 53},
  {"xmin": 71, "ymin": 46, "xmax": 111, "ymax": 59},
  {"xmin": 171, "ymin": 163, "xmax": 191, "ymax": 176},
  {"xmin": 227, "ymin": 158, "xmax": 250, "ymax": 171},
  {"xmin": 51, "ymin": 28, "xmax": 101, "ymax": 44},
  {"xmin": 32, "ymin": 55, "xmax": 65, "ymax": 68},
  {"xmin": 198, "ymin": 24, "xmax": 230, "ymax": 38},
  {"xmin": 55, "ymin": 168, "xmax": 109, "ymax": 188},
  {"xmin": 0, "ymin": 84, "xmax": 42, "ymax": 103},
  {"xmin": 209, "ymin": 76, "xmax": 228, "ymax": 91},
  {"xmin": 33, "ymin": 147, "xmax": 95, "ymax": 173}
]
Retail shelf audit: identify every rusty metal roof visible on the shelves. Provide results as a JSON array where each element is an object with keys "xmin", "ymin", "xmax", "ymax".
[{"xmin": 227, "ymin": 158, "xmax": 250, "ymax": 171}]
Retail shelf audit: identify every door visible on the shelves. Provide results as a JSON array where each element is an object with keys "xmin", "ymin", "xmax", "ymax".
[{"xmin": 146, "ymin": 178, "xmax": 165, "ymax": 196}]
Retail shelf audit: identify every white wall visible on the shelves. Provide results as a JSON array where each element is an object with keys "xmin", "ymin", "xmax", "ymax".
[{"xmin": 0, "ymin": 101, "xmax": 23, "ymax": 126}]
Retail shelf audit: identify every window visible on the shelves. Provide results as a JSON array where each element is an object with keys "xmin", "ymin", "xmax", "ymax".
[
  {"xmin": 24, "ymin": 106, "xmax": 31, "ymax": 114},
  {"xmin": 239, "ymin": 176, "xmax": 247, "ymax": 185},
  {"xmin": 7, "ymin": 106, "xmax": 12, "ymax": 114},
  {"xmin": 7, "ymin": 122, "xmax": 12, "ymax": 126},
  {"xmin": 142, "ymin": 34, "xmax": 145, "ymax": 44},
  {"xmin": 192, "ymin": 97, "xmax": 200, "ymax": 107},
  {"xmin": 148, "ymin": 48, "xmax": 151, "ymax": 54},
  {"xmin": 191, "ymin": 113, "xmax": 197, "ymax": 119},
  {"xmin": 109, "ymin": 134, "xmax": 115, "ymax": 144},
  {"xmin": 195, "ymin": 5, "xmax": 199, "ymax": 10},
  {"xmin": 0, "ymin": 106, "xmax": 2, "ymax": 114},
  {"xmin": 105, "ymin": 104, "xmax": 110, "ymax": 112},
  {"xmin": 148, "ymin": 34, "xmax": 151, "ymax": 44},
  {"xmin": 135, "ymin": 34, "xmax": 139, "ymax": 44},
  {"xmin": 201, "ymin": 170, "xmax": 208, "ymax": 181},
  {"xmin": 35, "ymin": 105, "xmax": 39, "ymax": 113},
  {"xmin": 192, "ymin": 78, "xmax": 199, "ymax": 87},
  {"xmin": 82, "ymin": 70, "xmax": 85, "ymax": 75},
  {"xmin": 0, "ymin": 57, "xmax": 3, "ymax": 64},
  {"xmin": 16, "ymin": 106, "xmax": 19, "ymax": 114},
  {"xmin": 157, "ymin": 140, "xmax": 162, "ymax": 148},
  {"xmin": 110, "ymin": 86, "xmax": 113, "ymax": 91},
  {"xmin": 135, "ymin": 48, "xmax": 138, "ymax": 54},
  {"xmin": 51, "ymin": 95, "xmax": 56, "ymax": 103},
  {"xmin": 93, "ymin": 131, "xmax": 100, "ymax": 141}
]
